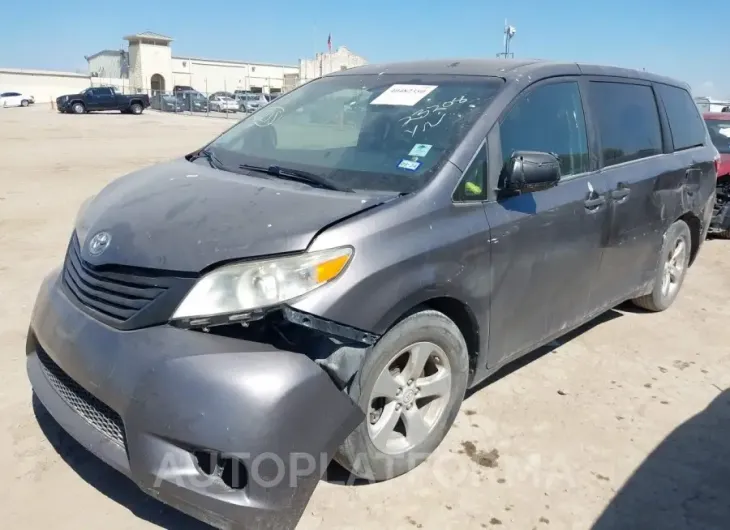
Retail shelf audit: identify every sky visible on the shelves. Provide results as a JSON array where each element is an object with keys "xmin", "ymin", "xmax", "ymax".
[{"xmin": 1, "ymin": 0, "xmax": 727, "ymax": 97}]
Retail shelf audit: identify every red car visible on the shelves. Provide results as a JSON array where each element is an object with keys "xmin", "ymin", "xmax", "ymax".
[{"xmin": 704, "ymin": 112, "xmax": 730, "ymax": 237}]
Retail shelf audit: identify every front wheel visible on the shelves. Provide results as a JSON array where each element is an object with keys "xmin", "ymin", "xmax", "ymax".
[
  {"xmin": 21, "ymin": 99, "xmax": 29, "ymax": 107},
  {"xmin": 335, "ymin": 309, "xmax": 469, "ymax": 481},
  {"xmin": 72, "ymin": 102, "xmax": 85, "ymax": 114},
  {"xmin": 632, "ymin": 219, "xmax": 692, "ymax": 311}
]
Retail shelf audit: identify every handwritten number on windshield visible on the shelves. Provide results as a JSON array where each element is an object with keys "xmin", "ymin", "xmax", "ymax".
[{"xmin": 399, "ymin": 96, "xmax": 468, "ymax": 137}]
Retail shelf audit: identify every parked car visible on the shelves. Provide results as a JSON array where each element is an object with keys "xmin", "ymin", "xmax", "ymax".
[
  {"xmin": 209, "ymin": 91, "xmax": 235, "ymax": 101},
  {"xmin": 237, "ymin": 93, "xmax": 269, "ymax": 113},
  {"xmin": 26, "ymin": 59, "xmax": 717, "ymax": 530},
  {"xmin": 177, "ymin": 90, "xmax": 209, "ymax": 112},
  {"xmin": 150, "ymin": 93, "xmax": 185, "ymax": 113},
  {"xmin": 1, "ymin": 91, "xmax": 34, "ymax": 107},
  {"xmin": 56, "ymin": 87, "xmax": 149, "ymax": 114},
  {"xmin": 703, "ymin": 112, "xmax": 730, "ymax": 237},
  {"xmin": 173, "ymin": 84, "xmax": 195, "ymax": 95},
  {"xmin": 209, "ymin": 95, "xmax": 238, "ymax": 113}
]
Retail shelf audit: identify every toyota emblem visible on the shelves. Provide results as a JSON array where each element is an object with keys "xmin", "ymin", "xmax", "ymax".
[{"xmin": 88, "ymin": 231, "xmax": 112, "ymax": 256}]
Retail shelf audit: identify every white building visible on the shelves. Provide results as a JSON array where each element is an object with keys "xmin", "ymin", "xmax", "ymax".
[
  {"xmin": 86, "ymin": 32, "xmax": 368, "ymax": 95},
  {"xmin": 1, "ymin": 31, "xmax": 368, "ymax": 103},
  {"xmin": 85, "ymin": 49, "xmax": 128, "ymax": 79},
  {"xmin": 120, "ymin": 31, "xmax": 300, "ymax": 95},
  {"xmin": 299, "ymin": 46, "xmax": 368, "ymax": 84}
]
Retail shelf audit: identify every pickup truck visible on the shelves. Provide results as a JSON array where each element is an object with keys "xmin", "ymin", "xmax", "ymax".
[{"xmin": 56, "ymin": 87, "xmax": 150, "ymax": 115}]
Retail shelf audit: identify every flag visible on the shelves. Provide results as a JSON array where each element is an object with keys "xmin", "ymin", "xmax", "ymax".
[{"xmin": 327, "ymin": 33, "xmax": 332, "ymax": 52}]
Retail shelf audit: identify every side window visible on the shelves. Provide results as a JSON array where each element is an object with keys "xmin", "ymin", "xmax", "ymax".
[
  {"xmin": 589, "ymin": 82, "xmax": 662, "ymax": 167},
  {"xmin": 453, "ymin": 146, "xmax": 488, "ymax": 201},
  {"xmin": 95, "ymin": 88, "xmax": 113, "ymax": 97},
  {"xmin": 656, "ymin": 84, "xmax": 706, "ymax": 151},
  {"xmin": 499, "ymin": 82, "xmax": 589, "ymax": 178}
]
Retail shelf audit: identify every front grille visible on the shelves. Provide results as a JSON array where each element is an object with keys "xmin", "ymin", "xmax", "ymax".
[
  {"xmin": 36, "ymin": 347, "xmax": 126, "ymax": 448},
  {"xmin": 62, "ymin": 234, "xmax": 166, "ymax": 323}
]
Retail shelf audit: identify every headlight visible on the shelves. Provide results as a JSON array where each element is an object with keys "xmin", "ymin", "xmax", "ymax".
[{"xmin": 171, "ymin": 247, "xmax": 353, "ymax": 322}]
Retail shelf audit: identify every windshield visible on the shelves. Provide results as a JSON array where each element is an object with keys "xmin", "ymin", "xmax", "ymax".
[
  {"xmin": 208, "ymin": 73, "xmax": 503, "ymax": 193},
  {"xmin": 705, "ymin": 119, "xmax": 730, "ymax": 154}
]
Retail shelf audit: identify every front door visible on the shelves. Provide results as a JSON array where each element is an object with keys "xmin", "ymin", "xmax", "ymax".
[
  {"xmin": 85, "ymin": 88, "xmax": 102, "ymax": 111},
  {"xmin": 484, "ymin": 79, "xmax": 611, "ymax": 366}
]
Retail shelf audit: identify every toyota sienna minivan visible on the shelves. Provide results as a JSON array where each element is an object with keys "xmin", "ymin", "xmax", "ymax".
[{"xmin": 27, "ymin": 59, "xmax": 717, "ymax": 529}]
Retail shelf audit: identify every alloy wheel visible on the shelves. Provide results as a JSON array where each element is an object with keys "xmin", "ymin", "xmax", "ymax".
[
  {"xmin": 367, "ymin": 342, "xmax": 452, "ymax": 455},
  {"xmin": 661, "ymin": 237, "xmax": 686, "ymax": 298}
]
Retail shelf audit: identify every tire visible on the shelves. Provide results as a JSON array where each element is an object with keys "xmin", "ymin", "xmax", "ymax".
[
  {"xmin": 129, "ymin": 103, "xmax": 143, "ymax": 115},
  {"xmin": 72, "ymin": 102, "xmax": 85, "ymax": 114},
  {"xmin": 21, "ymin": 99, "xmax": 29, "ymax": 107},
  {"xmin": 334, "ymin": 309, "xmax": 469, "ymax": 481},
  {"xmin": 632, "ymin": 219, "xmax": 692, "ymax": 312}
]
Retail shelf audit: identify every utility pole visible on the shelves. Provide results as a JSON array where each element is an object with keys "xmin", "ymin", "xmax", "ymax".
[{"xmin": 496, "ymin": 20, "xmax": 516, "ymax": 59}]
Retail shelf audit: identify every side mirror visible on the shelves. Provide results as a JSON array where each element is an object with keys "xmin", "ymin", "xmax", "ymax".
[{"xmin": 502, "ymin": 151, "xmax": 561, "ymax": 192}]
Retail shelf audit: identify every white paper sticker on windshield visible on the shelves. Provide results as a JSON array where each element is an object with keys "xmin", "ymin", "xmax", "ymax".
[
  {"xmin": 719, "ymin": 127, "xmax": 730, "ymax": 138},
  {"xmin": 409, "ymin": 143, "xmax": 432, "ymax": 157},
  {"xmin": 370, "ymin": 84, "xmax": 438, "ymax": 106},
  {"xmin": 398, "ymin": 159, "xmax": 421, "ymax": 171}
]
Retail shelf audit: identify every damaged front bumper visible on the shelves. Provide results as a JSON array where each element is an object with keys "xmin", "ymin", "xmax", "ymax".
[{"xmin": 26, "ymin": 269, "xmax": 364, "ymax": 530}]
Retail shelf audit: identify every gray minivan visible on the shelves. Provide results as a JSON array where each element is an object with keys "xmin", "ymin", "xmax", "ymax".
[{"xmin": 27, "ymin": 59, "xmax": 717, "ymax": 529}]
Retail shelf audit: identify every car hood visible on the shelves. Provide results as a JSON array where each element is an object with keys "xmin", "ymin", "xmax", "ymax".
[{"xmin": 74, "ymin": 159, "xmax": 391, "ymax": 272}]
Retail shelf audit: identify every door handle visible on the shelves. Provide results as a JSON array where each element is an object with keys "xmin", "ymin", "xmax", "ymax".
[
  {"xmin": 584, "ymin": 195, "xmax": 606, "ymax": 210},
  {"xmin": 611, "ymin": 184, "xmax": 631, "ymax": 201}
]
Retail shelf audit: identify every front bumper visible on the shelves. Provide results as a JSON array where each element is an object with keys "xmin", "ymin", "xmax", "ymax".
[{"xmin": 27, "ymin": 269, "xmax": 363, "ymax": 530}]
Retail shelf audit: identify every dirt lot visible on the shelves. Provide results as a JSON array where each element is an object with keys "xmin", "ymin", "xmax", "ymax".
[{"xmin": 1, "ymin": 106, "xmax": 729, "ymax": 530}]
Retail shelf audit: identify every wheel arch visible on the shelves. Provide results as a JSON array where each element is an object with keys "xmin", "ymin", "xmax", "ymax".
[
  {"xmin": 677, "ymin": 211, "xmax": 702, "ymax": 266},
  {"xmin": 375, "ymin": 292, "xmax": 482, "ymax": 370}
]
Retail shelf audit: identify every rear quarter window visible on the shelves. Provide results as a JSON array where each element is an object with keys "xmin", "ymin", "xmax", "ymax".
[
  {"xmin": 656, "ymin": 84, "xmax": 706, "ymax": 151},
  {"xmin": 588, "ymin": 81, "xmax": 663, "ymax": 167}
]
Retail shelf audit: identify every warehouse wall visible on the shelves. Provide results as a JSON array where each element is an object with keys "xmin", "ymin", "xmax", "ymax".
[
  {"xmin": 0, "ymin": 68, "xmax": 91, "ymax": 103},
  {"xmin": 171, "ymin": 57, "xmax": 297, "ymax": 94}
]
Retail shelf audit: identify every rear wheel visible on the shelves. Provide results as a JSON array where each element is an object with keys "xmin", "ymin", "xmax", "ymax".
[
  {"xmin": 335, "ymin": 309, "xmax": 469, "ymax": 481},
  {"xmin": 130, "ymin": 103, "xmax": 143, "ymax": 115},
  {"xmin": 632, "ymin": 219, "xmax": 691, "ymax": 312},
  {"xmin": 72, "ymin": 102, "xmax": 85, "ymax": 114}
]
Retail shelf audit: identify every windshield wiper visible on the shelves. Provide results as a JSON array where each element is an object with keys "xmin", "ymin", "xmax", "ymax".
[
  {"xmin": 240, "ymin": 164, "xmax": 353, "ymax": 192},
  {"xmin": 189, "ymin": 148, "xmax": 226, "ymax": 171}
]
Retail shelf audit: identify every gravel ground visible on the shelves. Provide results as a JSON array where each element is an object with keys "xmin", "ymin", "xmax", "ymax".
[{"xmin": 1, "ymin": 106, "xmax": 729, "ymax": 530}]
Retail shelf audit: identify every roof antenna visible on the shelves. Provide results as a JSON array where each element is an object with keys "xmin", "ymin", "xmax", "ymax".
[{"xmin": 497, "ymin": 20, "xmax": 516, "ymax": 59}]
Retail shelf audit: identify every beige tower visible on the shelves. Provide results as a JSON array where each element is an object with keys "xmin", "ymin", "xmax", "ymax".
[{"xmin": 124, "ymin": 32, "xmax": 174, "ymax": 94}]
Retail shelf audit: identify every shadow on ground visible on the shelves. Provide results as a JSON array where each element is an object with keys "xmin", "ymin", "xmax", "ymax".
[
  {"xmin": 32, "ymin": 395, "xmax": 213, "ymax": 530},
  {"xmin": 592, "ymin": 389, "xmax": 730, "ymax": 530},
  {"xmin": 467, "ymin": 308, "xmax": 623, "ymax": 398}
]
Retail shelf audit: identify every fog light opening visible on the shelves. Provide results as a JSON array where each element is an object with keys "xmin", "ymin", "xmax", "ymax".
[
  {"xmin": 221, "ymin": 455, "xmax": 249, "ymax": 490},
  {"xmin": 193, "ymin": 450, "xmax": 219, "ymax": 476}
]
